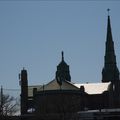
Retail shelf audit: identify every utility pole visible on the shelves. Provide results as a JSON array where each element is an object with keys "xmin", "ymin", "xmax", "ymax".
[{"xmin": 0, "ymin": 86, "xmax": 3, "ymax": 116}]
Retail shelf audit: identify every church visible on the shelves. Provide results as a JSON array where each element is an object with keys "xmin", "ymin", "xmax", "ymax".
[{"xmin": 19, "ymin": 13, "xmax": 120, "ymax": 118}]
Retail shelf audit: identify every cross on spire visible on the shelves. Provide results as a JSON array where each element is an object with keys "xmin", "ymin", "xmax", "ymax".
[
  {"xmin": 107, "ymin": 8, "xmax": 110, "ymax": 16},
  {"xmin": 102, "ymin": 11, "xmax": 119, "ymax": 82}
]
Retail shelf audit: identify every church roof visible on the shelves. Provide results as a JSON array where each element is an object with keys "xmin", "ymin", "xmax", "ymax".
[
  {"xmin": 28, "ymin": 80, "xmax": 111, "ymax": 97},
  {"xmin": 74, "ymin": 82, "xmax": 111, "ymax": 94},
  {"xmin": 37, "ymin": 79, "xmax": 79, "ymax": 91},
  {"xmin": 28, "ymin": 80, "xmax": 79, "ymax": 97}
]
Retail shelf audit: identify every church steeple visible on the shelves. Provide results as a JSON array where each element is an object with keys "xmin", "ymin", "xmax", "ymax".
[
  {"xmin": 102, "ymin": 12, "xmax": 119, "ymax": 82},
  {"xmin": 56, "ymin": 51, "xmax": 71, "ymax": 84}
]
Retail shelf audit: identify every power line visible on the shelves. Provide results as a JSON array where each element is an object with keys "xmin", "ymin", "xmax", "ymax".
[{"xmin": 3, "ymin": 88, "xmax": 20, "ymax": 91}]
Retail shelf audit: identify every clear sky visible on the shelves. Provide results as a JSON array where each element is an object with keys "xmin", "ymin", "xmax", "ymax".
[{"xmin": 0, "ymin": 1, "xmax": 120, "ymax": 97}]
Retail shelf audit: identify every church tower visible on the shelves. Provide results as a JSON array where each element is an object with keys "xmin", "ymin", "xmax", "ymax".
[
  {"xmin": 102, "ymin": 12, "xmax": 119, "ymax": 83},
  {"xmin": 19, "ymin": 68, "xmax": 28, "ymax": 115},
  {"xmin": 56, "ymin": 51, "xmax": 71, "ymax": 85}
]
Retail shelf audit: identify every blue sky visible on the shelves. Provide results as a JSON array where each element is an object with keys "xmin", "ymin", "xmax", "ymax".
[{"xmin": 0, "ymin": 1, "xmax": 120, "ymax": 96}]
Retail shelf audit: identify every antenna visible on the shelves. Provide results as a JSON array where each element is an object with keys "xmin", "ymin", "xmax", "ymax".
[
  {"xmin": 1, "ymin": 86, "xmax": 3, "ymax": 115},
  {"xmin": 19, "ymin": 73, "xmax": 21, "ymax": 80},
  {"xmin": 19, "ymin": 73, "xmax": 21, "ymax": 86}
]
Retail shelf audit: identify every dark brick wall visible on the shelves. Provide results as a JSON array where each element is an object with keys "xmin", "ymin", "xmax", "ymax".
[{"xmin": 33, "ymin": 90, "xmax": 109, "ymax": 115}]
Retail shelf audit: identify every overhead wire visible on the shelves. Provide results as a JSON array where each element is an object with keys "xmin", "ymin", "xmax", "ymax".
[{"xmin": 3, "ymin": 88, "xmax": 20, "ymax": 91}]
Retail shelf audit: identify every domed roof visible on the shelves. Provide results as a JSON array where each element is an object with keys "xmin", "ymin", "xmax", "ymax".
[{"xmin": 55, "ymin": 51, "xmax": 71, "ymax": 84}]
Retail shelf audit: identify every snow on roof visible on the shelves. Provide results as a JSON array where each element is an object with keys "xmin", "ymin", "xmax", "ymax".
[
  {"xmin": 74, "ymin": 82, "xmax": 111, "ymax": 94},
  {"xmin": 27, "ymin": 82, "xmax": 111, "ymax": 96}
]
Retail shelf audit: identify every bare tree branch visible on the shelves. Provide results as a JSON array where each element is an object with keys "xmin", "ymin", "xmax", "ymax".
[{"xmin": 0, "ymin": 94, "xmax": 20, "ymax": 116}]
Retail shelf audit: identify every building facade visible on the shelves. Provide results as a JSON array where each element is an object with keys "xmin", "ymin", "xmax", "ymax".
[{"xmin": 19, "ymin": 14, "xmax": 120, "ymax": 117}]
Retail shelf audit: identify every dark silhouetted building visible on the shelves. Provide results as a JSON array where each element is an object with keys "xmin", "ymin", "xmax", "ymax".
[{"xmin": 19, "ymin": 15, "xmax": 120, "ymax": 119}]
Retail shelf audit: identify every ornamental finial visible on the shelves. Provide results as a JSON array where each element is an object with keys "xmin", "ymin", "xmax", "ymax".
[
  {"xmin": 107, "ymin": 8, "xmax": 110, "ymax": 16},
  {"xmin": 62, "ymin": 51, "xmax": 64, "ymax": 61}
]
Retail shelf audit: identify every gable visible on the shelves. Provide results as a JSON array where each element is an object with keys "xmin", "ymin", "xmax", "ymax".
[{"xmin": 37, "ymin": 79, "xmax": 79, "ymax": 91}]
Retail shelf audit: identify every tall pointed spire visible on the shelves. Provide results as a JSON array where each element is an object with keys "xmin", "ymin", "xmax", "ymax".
[{"xmin": 102, "ymin": 11, "xmax": 119, "ymax": 82}]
